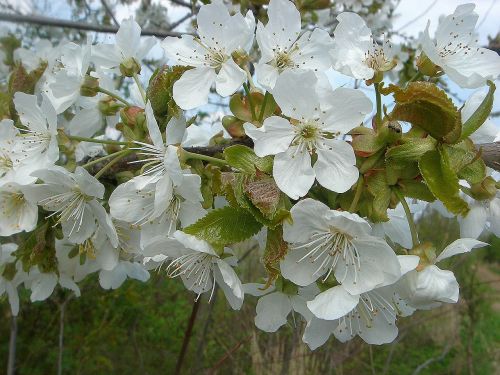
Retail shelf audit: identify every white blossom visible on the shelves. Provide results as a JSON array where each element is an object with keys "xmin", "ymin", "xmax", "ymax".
[
  {"xmin": 331, "ymin": 12, "xmax": 395, "ymax": 80},
  {"xmin": 161, "ymin": 0, "xmax": 255, "ymax": 109},
  {"xmin": 420, "ymin": 4, "xmax": 500, "ymax": 88},
  {"xmin": 280, "ymin": 199, "xmax": 401, "ymax": 295},
  {"xmin": 254, "ymin": 0, "xmax": 333, "ymax": 89},
  {"xmin": 244, "ymin": 70, "xmax": 371, "ymax": 199}
]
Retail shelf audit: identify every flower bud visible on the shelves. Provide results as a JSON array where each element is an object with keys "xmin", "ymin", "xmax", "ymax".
[
  {"xmin": 378, "ymin": 120, "xmax": 402, "ymax": 144},
  {"xmin": 120, "ymin": 106, "xmax": 145, "ymax": 128},
  {"xmin": 80, "ymin": 75, "xmax": 100, "ymax": 97},
  {"xmin": 410, "ymin": 242, "xmax": 436, "ymax": 270},
  {"xmin": 98, "ymin": 97, "xmax": 122, "ymax": 116},
  {"xmin": 469, "ymin": 176, "xmax": 497, "ymax": 201},
  {"xmin": 119, "ymin": 57, "xmax": 141, "ymax": 77},
  {"xmin": 416, "ymin": 52, "xmax": 440, "ymax": 77},
  {"xmin": 222, "ymin": 115, "xmax": 245, "ymax": 138}
]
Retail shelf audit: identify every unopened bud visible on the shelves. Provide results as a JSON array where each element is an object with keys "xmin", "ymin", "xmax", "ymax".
[
  {"xmin": 409, "ymin": 242, "xmax": 436, "ymax": 270},
  {"xmin": 98, "ymin": 97, "xmax": 122, "ymax": 116},
  {"xmin": 120, "ymin": 106, "xmax": 145, "ymax": 128},
  {"xmin": 80, "ymin": 75, "xmax": 100, "ymax": 97},
  {"xmin": 470, "ymin": 176, "xmax": 497, "ymax": 201},
  {"xmin": 119, "ymin": 57, "xmax": 141, "ymax": 77}
]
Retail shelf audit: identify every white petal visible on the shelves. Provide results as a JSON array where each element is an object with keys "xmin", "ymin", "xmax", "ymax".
[
  {"xmin": 243, "ymin": 117, "xmax": 294, "ymax": 157},
  {"xmin": 280, "ymin": 246, "xmax": 324, "ymax": 286},
  {"xmin": 145, "ymin": 101, "xmax": 165, "ymax": 151},
  {"xmin": 314, "ymin": 139, "xmax": 358, "ymax": 193},
  {"xmin": 165, "ymin": 115, "xmax": 187, "ymax": 145},
  {"xmin": 411, "ymin": 265, "xmax": 459, "ymax": 308},
  {"xmin": 30, "ymin": 273, "xmax": 58, "ymax": 301},
  {"xmin": 215, "ymin": 259, "xmax": 244, "ymax": 310},
  {"xmin": 307, "ymin": 285, "xmax": 359, "ymax": 320},
  {"xmin": 254, "ymin": 63, "xmax": 279, "ymax": 90},
  {"xmin": 265, "ymin": 0, "xmax": 301, "ymax": 50},
  {"xmin": 215, "ymin": 59, "xmax": 246, "ymax": 97},
  {"xmin": 116, "ymin": 18, "xmax": 141, "ymax": 59},
  {"xmin": 321, "ymin": 87, "xmax": 372, "ymax": 133},
  {"xmin": 331, "ymin": 12, "xmax": 374, "ymax": 80},
  {"xmin": 283, "ymin": 198, "xmax": 331, "ymax": 243},
  {"xmin": 273, "ymin": 146, "xmax": 315, "ymax": 199},
  {"xmin": 435, "ymin": 238, "xmax": 488, "ymax": 263},
  {"xmin": 173, "ymin": 67, "xmax": 217, "ymax": 110},
  {"xmin": 272, "ymin": 70, "xmax": 320, "ymax": 120},
  {"xmin": 303, "ymin": 317, "xmax": 336, "ymax": 350},
  {"xmin": 254, "ymin": 292, "xmax": 292, "ymax": 332}
]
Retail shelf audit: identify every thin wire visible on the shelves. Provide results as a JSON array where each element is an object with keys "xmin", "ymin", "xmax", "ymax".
[
  {"xmin": 478, "ymin": 0, "xmax": 496, "ymax": 28},
  {"xmin": 396, "ymin": 0, "xmax": 438, "ymax": 32}
]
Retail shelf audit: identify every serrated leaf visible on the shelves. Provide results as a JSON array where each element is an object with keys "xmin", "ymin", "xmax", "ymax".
[
  {"xmin": 352, "ymin": 133, "xmax": 386, "ymax": 156},
  {"xmin": 419, "ymin": 149, "xmax": 469, "ymax": 215},
  {"xmin": 444, "ymin": 143, "xmax": 486, "ymax": 185},
  {"xmin": 398, "ymin": 179, "xmax": 435, "ymax": 202},
  {"xmin": 365, "ymin": 172, "xmax": 390, "ymax": 221},
  {"xmin": 390, "ymin": 82, "xmax": 460, "ymax": 142},
  {"xmin": 223, "ymin": 144, "xmax": 273, "ymax": 174},
  {"xmin": 460, "ymin": 80, "xmax": 496, "ymax": 141},
  {"xmin": 386, "ymin": 138, "xmax": 436, "ymax": 162},
  {"xmin": 183, "ymin": 206, "xmax": 263, "ymax": 246}
]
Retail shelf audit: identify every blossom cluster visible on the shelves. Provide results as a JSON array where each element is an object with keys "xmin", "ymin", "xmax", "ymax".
[{"xmin": 0, "ymin": 0, "xmax": 499, "ymax": 348}]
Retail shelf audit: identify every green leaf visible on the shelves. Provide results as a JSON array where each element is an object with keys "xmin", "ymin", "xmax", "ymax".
[
  {"xmin": 229, "ymin": 92, "xmax": 277, "ymax": 123},
  {"xmin": 385, "ymin": 138, "xmax": 436, "ymax": 162},
  {"xmin": 365, "ymin": 172, "xmax": 391, "ymax": 221},
  {"xmin": 223, "ymin": 145, "xmax": 273, "ymax": 174},
  {"xmin": 390, "ymin": 82, "xmax": 460, "ymax": 142},
  {"xmin": 419, "ymin": 149, "xmax": 469, "ymax": 215},
  {"xmin": 183, "ymin": 206, "xmax": 263, "ymax": 246},
  {"xmin": 444, "ymin": 143, "xmax": 486, "ymax": 184},
  {"xmin": 460, "ymin": 80, "xmax": 496, "ymax": 141},
  {"xmin": 398, "ymin": 179, "xmax": 436, "ymax": 202}
]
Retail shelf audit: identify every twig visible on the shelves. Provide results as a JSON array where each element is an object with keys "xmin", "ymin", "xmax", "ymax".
[
  {"xmin": 174, "ymin": 298, "xmax": 201, "ymax": 375},
  {"xmin": 0, "ymin": 12, "xmax": 184, "ymax": 37},
  {"xmin": 100, "ymin": 0, "xmax": 119, "ymax": 27},
  {"xmin": 208, "ymin": 335, "xmax": 252, "ymax": 374},
  {"xmin": 7, "ymin": 315, "xmax": 17, "ymax": 375},
  {"xmin": 412, "ymin": 342, "xmax": 452, "ymax": 375}
]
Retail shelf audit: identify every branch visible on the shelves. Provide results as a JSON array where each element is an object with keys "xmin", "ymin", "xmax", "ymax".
[
  {"xmin": 476, "ymin": 141, "xmax": 500, "ymax": 171},
  {"xmin": 0, "ymin": 12, "xmax": 184, "ymax": 38}
]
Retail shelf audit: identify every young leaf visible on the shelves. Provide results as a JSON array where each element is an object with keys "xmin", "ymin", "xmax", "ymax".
[
  {"xmin": 223, "ymin": 145, "xmax": 273, "ymax": 174},
  {"xmin": 419, "ymin": 149, "xmax": 469, "ymax": 215},
  {"xmin": 460, "ymin": 80, "xmax": 496, "ymax": 141},
  {"xmin": 390, "ymin": 82, "xmax": 460, "ymax": 142},
  {"xmin": 183, "ymin": 206, "xmax": 262, "ymax": 246},
  {"xmin": 385, "ymin": 138, "xmax": 436, "ymax": 162}
]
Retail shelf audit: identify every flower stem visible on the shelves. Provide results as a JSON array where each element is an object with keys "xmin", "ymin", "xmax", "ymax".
[
  {"xmin": 394, "ymin": 188, "xmax": 420, "ymax": 248},
  {"xmin": 349, "ymin": 176, "xmax": 364, "ymax": 213},
  {"xmin": 258, "ymin": 91, "xmax": 270, "ymax": 123},
  {"xmin": 94, "ymin": 149, "xmax": 132, "ymax": 179},
  {"xmin": 374, "ymin": 82, "xmax": 383, "ymax": 127},
  {"xmin": 81, "ymin": 149, "xmax": 131, "ymax": 169},
  {"xmin": 66, "ymin": 134, "xmax": 129, "ymax": 146},
  {"xmin": 243, "ymin": 65, "xmax": 255, "ymax": 90},
  {"xmin": 133, "ymin": 73, "xmax": 147, "ymax": 103},
  {"xmin": 183, "ymin": 150, "xmax": 228, "ymax": 166},
  {"xmin": 243, "ymin": 82, "xmax": 257, "ymax": 121},
  {"xmin": 98, "ymin": 87, "xmax": 131, "ymax": 106}
]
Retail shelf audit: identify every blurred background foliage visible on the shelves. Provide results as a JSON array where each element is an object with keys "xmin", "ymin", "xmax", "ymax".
[{"xmin": 1, "ymin": 208, "xmax": 499, "ymax": 374}]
